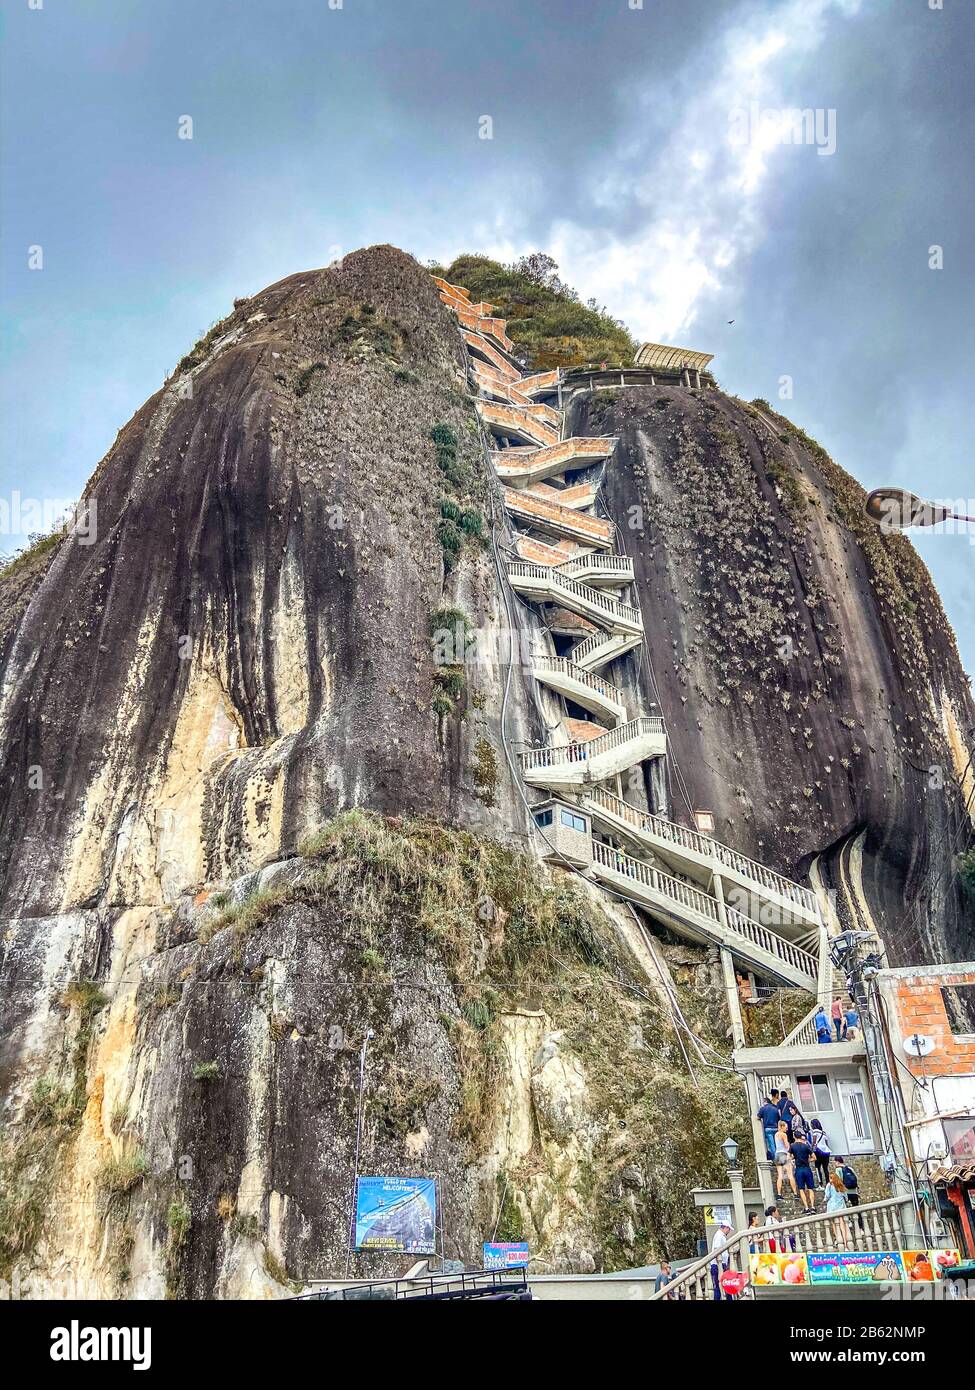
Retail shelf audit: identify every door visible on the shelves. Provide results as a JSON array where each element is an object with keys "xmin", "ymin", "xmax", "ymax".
[{"xmin": 836, "ymin": 1080, "xmax": 874, "ymax": 1155}]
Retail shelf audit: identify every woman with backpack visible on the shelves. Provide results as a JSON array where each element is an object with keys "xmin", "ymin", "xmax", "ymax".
[
  {"xmin": 826, "ymin": 1172, "xmax": 851, "ymax": 1246},
  {"xmin": 809, "ymin": 1117, "xmax": 831, "ymax": 1186}
]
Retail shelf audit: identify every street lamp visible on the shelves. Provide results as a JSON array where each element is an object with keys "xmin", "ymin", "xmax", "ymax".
[
  {"xmin": 865, "ymin": 488, "xmax": 975, "ymax": 533},
  {"xmin": 721, "ymin": 1136, "xmax": 747, "ymax": 1233}
]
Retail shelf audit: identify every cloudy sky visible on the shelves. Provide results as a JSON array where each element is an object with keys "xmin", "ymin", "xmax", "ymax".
[{"xmin": 3, "ymin": 0, "xmax": 973, "ymax": 669}]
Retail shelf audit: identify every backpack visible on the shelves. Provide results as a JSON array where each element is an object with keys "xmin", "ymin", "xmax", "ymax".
[{"xmin": 839, "ymin": 1163, "xmax": 858, "ymax": 1190}]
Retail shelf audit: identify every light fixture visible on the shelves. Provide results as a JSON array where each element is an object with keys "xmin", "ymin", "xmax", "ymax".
[{"xmin": 721, "ymin": 1136, "xmax": 739, "ymax": 1168}]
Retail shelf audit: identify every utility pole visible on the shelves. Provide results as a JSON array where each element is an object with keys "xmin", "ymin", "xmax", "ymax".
[{"xmin": 828, "ymin": 931, "xmax": 926, "ymax": 1244}]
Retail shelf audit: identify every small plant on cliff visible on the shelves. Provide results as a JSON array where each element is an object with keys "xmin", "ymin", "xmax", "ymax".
[
  {"xmin": 294, "ymin": 361, "xmax": 327, "ymax": 397},
  {"xmin": 98, "ymin": 1149, "xmax": 149, "ymax": 1199},
  {"xmin": 176, "ymin": 315, "xmax": 233, "ymax": 375},
  {"xmin": 360, "ymin": 947, "xmax": 388, "ymax": 976},
  {"xmin": 0, "ymin": 1078, "xmax": 82, "ymax": 1278},
  {"xmin": 0, "ymin": 527, "xmax": 65, "ymax": 581},
  {"xmin": 472, "ymin": 736, "xmax": 499, "ymax": 807},
  {"xmin": 431, "ymin": 690, "xmax": 454, "ymax": 718},
  {"xmin": 192, "ymin": 1060, "xmax": 221, "ymax": 1082},
  {"xmin": 958, "ymin": 849, "xmax": 975, "ymax": 900}
]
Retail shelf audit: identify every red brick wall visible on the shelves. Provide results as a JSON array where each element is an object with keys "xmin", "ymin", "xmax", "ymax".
[{"xmin": 892, "ymin": 970, "xmax": 975, "ymax": 1077}]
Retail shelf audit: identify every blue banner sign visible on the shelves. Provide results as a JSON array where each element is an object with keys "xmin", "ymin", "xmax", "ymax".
[
  {"xmin": 354, "ymin": 1176, "xmax": 437, "ymax": 1253},
  {"xmin": 807, "ymin": 1250, "xmax": 905, "ymax": 1284},
  {"xmin": 483, "ymin": 1241, "xmax": 530, "ymax": 1269}
]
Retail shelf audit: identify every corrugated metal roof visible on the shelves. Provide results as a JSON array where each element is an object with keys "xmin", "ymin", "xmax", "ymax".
[{"xmin": 635, "ymin": 342, "xmax": 715, "ymax": 372}]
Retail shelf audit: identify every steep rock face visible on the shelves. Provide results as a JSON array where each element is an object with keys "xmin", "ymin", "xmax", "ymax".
[
  {"xmin": 0, "ymin": 246, "xmax": 530, "ymax": 923},
  {"xmin": 2, "ymin": 245, "xmax": 973, "ymax": 1296},
  {"xmin": 568, "ymin": 385, "xmax": 975, "ymax": 964}
]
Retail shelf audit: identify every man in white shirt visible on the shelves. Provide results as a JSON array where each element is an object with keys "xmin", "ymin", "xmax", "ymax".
[{"xmin": 709, "ymin": 1221, "xmax": 733, "ymax": 1301}]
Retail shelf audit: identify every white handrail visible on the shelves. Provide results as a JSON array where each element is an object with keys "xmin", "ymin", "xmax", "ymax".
[
  {"xmin": 583, "ymin": 786, "xmax": 819, "ymax": 917},
  {"xmin": 649, "ymin": 1195, "xmax": 913, "ymax": 1301},
  {"xmin": 518, "ymin": 716, "xmax": 665, "ymax": 772},
  {"xmin": 592, "ymin": 842, "xmax": 817, "ymax": 980},
  {"xmin": 592, "ymin": 840, "xmax": 721, "ymax": 922},
  {"xmin": 532, "ymin": 655, "xmax": 625, "ymax": 705},
  {"xmin": 554, "ymin": 552, "xmax": 634, "ymax": 580},
  {"xmin": 506, "ymin": 560, "xmax": 643, "ymax": 627}
]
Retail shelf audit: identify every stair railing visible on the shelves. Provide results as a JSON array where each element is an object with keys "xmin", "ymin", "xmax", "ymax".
[{"xmin": 649, "ymin": 1195, "xmax": 913, "ymax": 1301}]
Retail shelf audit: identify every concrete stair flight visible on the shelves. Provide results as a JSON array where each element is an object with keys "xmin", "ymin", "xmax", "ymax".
[
  {"xmin": 582, "ymin": 786, "xmax": 822, "ymax": 932},
  {"xmin": 436, "ymin": 270, "xmax": 825, "ymax": 996},
  {"xmin": 589, "ymin": 842, "xmax": 819, "ymax": 990}
]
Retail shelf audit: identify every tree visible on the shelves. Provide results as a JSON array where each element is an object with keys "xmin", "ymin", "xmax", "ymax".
[{"xmin": 511, "ymin": 252, "xmax": 563, "ymax": 291}]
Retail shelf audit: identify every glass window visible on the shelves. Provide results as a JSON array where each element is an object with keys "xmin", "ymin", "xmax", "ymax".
[
  {"xmin": 944, "ymin": 1116, "xmax": 975, "ymax": 1161},
  {"xmin": 560, "ymin": 809, "xmax": 586, "ymax": 833},
  {"xmin": 533, "ymin": 809, "xmax": 553, "ymax": 828},
  {"xmin": 796, "ymin": 1074, "xmax": 833, "ymax": 1111}
]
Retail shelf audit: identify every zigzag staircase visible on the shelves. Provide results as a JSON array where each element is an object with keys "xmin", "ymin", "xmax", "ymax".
[{"xmin": 434, "ymin": 274, "xmax": 826, "ymax": 996}]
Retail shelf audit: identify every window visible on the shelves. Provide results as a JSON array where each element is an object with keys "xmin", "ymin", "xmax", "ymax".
[
  {"xmin": 942, "ymin": 983, "xmax": 975, "ymax": 1037},
  {"xmin": 796, "ymin": 1074, "xmax": 833, "ymax": 1112},
  {"xmin": 944, "ymin": 1116, "xmax": 975, "ymax": 1161},
  {"xmin": 533, "ymin": 809, "xmax": 553, "ymax": 828},
  {"xmin": 560, "ymin": 809, "xmax": 587, "ymax": 833}
]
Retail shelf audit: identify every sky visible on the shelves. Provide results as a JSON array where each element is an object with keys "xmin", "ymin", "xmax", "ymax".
[{"xmin": 2, "ymin": 0, "xmax": 973, "ymax": 671}]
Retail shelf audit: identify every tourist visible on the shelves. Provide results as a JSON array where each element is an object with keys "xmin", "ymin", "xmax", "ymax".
[
  {"xmin": 709, "ymin": 1221, "xmax": 734, "ymax": 1301},
  {"xmin": 779, "ymin": 1090, "xmax": 806, "ymax": 1140},
  {"xmin": 809, "ymin": 1118, "xmax": 832, "ymax": 1186},
  {"xmin": 826, "ymin": 1172, "xmax": 851, "ymax": 1245},
  {"xmin": 773, "ymin": 1120, "xmax": 796, "ymax": 1200},
  {"xmin": 747, "ymin": 1212, "xmax": 763, "ymax": 1254},
  {"xmin": 757, "ymin": 1094, "xmax": 781, "ymax": 1160},
  {"xmin": 789, "ymin": 1132, "xmax": 818, "ymax": 1212},
  {"xmin": 655, "ymin": 1259, "xmax": 678, "ymax": 1298},
  {"xmin": 815, "ymin": 1004, "xmax": 832, "ymax": 1044},
  {"xmin": 834, "ymin": 1155, "xmax": 862, "ymax": 1214},
  {"xmin": 831, "ymin": 996, "xmax": 846, "ymax": 1041},
  {"xmin": 844, "ymin": 1004, "xmax": 859, "ymax": 1040},
  {"xmin": 762, "ymin": 1203, "xmax": 795, "ymax": 1255}
]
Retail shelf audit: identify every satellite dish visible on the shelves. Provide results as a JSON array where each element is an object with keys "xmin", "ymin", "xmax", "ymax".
[
  {"xmin": 903, "ymin": 1032, "xmax": 934, "ymax": 1057},
  {"xmin": 865, "ymin": 488, "xmax": 952, "ymax": 532}
]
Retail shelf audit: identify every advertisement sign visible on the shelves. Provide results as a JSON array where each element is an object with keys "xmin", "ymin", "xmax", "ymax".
[
  {"xmin": 807, "ymin": 1250, "xmax": 905, "ymax": 1284},
  {"xmin": 750, "ymin": 1252, "xmax": 809, "ymax": 1287},
  {"xmin": 483, "ymin": 1241, "xmax": 530, "ymax": 1270},
  {"xmin": 902, "ymin": 1249, "xmax": 960, "ymax": 1281},
  {"xmin": 705, "ymin": 1205, "xmax": 732, "ymax": 1227},
  {"xmin": 354, "ymin": 1176, "xmax": 437, "ymax": 1253}
]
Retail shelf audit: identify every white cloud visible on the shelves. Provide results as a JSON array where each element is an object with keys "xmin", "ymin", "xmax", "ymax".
[{"xmin": 494, "ymin": 0, "xmax": 867, "ymax": 345}]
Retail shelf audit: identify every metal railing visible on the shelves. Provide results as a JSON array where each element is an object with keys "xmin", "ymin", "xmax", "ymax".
[
  {"xmin": 648, "ymin": 1196, "xmax": 913, "ymax": 1301},
  {"xmin": 531, "ymin": 655, "xmax": 626, "ymax": 706},
  {"xmin": 506, "ymin": 560, "xmax": 643, "ymax": 628},
  {"xmin": 518, "ymin": 716, "xmax": 666, "ymax": 773},
  {"xmin": 582, "ymin": 786, "xmax": 819, "ymax": 918}
]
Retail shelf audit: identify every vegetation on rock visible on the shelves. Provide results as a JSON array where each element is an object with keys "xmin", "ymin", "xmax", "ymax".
[{"xmin": 440, "ymin": 253, "xmax": 637, "ymax": 370}]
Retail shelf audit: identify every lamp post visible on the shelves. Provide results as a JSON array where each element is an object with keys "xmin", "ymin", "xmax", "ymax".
[
  {"xmin": 864, "ymin": 488, "xmax": 975, "ymax": 533},
  {"xmin": 721, "ymin": 1136, "xmax": 747, "ymax": 1234}
]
